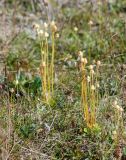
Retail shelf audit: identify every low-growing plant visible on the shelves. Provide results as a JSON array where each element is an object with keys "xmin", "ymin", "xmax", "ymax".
[
  {"xmin": 112, "ymin": 100, "xmax": 124, "ymax": 144},
  {"xmin": 34, "ymin": 21, "xmax": 57, "ymax": 103},
  {"xmin": 78, "ymin": 51, "xmax": 101, "ymax": 128}
]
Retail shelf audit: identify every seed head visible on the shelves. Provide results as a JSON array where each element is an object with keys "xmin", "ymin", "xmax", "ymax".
[
  {"xmin": 114, "ymin": 104, "xmax": 124, "ymax": 112},
  {"xmin": 89, "ymin": 65, "xmax": 93, "ymax": 70},
  {"xmin": 117, "ymin": 105, "xmax": 123, "ymax": 112},
  {"xmin": 83, "ymin": 58, "xmax": 88, "ymax": 64},
  {"xmin": 87, "ymin": 76, "xmax": 90, "ymax": 82},
  {"xmin": 10, "ymin": 88, "xmax": 14, "ymax": 93},
  {"xmin": 88, "ymin": 20, "xmax": 93, "ymax": 25},
  {"xmin": 44, "ymin": 32, "xmax": 49, "ymax": 38},
  {"xmin": 91, "ymin": 85, "xmax": 95, "ymax": 90},
  {"xmin": 33, "ymin": 23, "xmax": 40, "ymax": 30},
  {"xmin": 51, "ymin": 21, "xmax": 55, "ymax": 26},
  {"xmin": 90, "ymin": 69, "xmax": 95, "ymax": 75},
  {"xmin": 92, "ymin": 60, "xmax": 96, "ymax": 64},
  {"xmin": 113, "ymin": 100, "xmax": 117, "ymax": 106},
  {"xmin": 42, "ymin": 61, "xmax": 46, "ymax": 67},
  {"xmin": 44, "ymin": 22, "xmax": 48, "ymax": 29},
  {"xmin": 56, "ymin": 33, "xmax": 59, "ymax": 38},
  {"xmin": 38, "ymin": 29, "xmax": 44, "ymax": 36},
  {"xmin": 78, "ymin": 51, "xmax": 83, "ymax": 58},
  {"xmin": 96, "ymin": 83, "xmax": 100, "ymax": 88},
  {"xmin": 81, "ymin": 58, "xmax": 87, "ymax": 64},
  {"xmin": 51, "ymin": 21, "xmax": 57, "ymax": 32},
  {"xmin": 74, "ymin": 27, "xmax": 78, "ymax": 32}
]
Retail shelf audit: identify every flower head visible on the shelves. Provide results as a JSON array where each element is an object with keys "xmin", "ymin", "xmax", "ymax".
[
  {"xmin": 115, "ymin": 105, "xmax": 123, "ymax": 112},
  {"xmin": 44, "ymin": 32, "xmax": 49, "ymax": 38},
  {"xmin": 44, "ymin": 22, "xmax": 48, "ymax": 29},
  {"xmin": 33, "ymin": 23, "xmax": 40, "ymax": 30},
  {"xmin": 89, "ymin": 65, "xmax": 93, "ymax": 70},
  {"xmin": 74, "ymin": 27, "xmax": 78, "ymax": 32},
  {"xmin": 50, "ymin": 21, "xmax": 57, "ymax": 32},
  {"xmin": 113, "ymin": 100, "xmax": 124, "ymax": 112},
  {"xmin": 56, "ymin": 33, "xmax": 59, "ymax": 38},
  {"xmin": 88, "ymin": 20, "xmax": 93, "ymax": 25},
  {"xmin": 96, "ymin": 83, "xmax": 100, "ymax": 88},
  {"xmin": 10, "ymin": 88, "xmax": 14, "ymax": 93},
  {"xmin": 78, "ymin": 51, "xmax": 83, "ymax": 58},
  {"xmin": 81, "ymin": 58, "xmax": 88, "ymax": 64},
  {"xmin": 97, "ymin": 60, "xmax": 101, "ymax": 66},
  {"xmin": 42, "ymin": 61, "xmax": 46, "ymax": 67},
  {"xmin": 91, "ymin": 85, "xmax": 95, "ymax": 90},
  {"xmin": 87, "ymin": 76, "xmax": 91, "ymax": 82},
  {"xmin": 38, "ymin": 29, "xmax": 44, "ymax": 36}
]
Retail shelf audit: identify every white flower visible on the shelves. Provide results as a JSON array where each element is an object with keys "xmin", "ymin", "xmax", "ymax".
[
  {"xmin": 10, "ymin": 88, "xmax": 14, "ymax": 93},
  {"xmin": 83, "ymin": 58, "xmax": 88, "ymax": 64},
  {"xmin": 38, "ymin": 29, "xmax": 44, "ymax": 35},
  {"xmin": 115, "ymin": 105, "xmax": 123, "ymax": 112},
  {"xmin": 51, "ymin": 20, "xmax": 55, "ymax": 26},
  {"xmin": 87, "ymin": 76, "xmax": 90, "ymax": 82},
  {"xmin": 113, "ymin": 102, "xmax": 124, "ymax": 112},
  {"xmin": 92, "ymin": 60, "xmax": 96, "ymax": 64},
  {"xmin": 74, "ymin": 27, "xmax": 78, "ymax": 32},
  {"xmin": 56, "ymin": 33, "xmax": 59, "ymax": 38},
  {"xmin": 81, "ymin": 58, "xmax": 87, "ymax": 64},
  {"xmin": 44, "ymin": 32, "xmax": 49, "ymax": 38},
  {"xmin": 44, "ymin": 22, "xmax": 48, "ymax": 29},
  {"xmin": 50, "ymin": 21, "xmax": 57, "ymax": 32},
  {"xmin": 89, "ymin": 65, "xmax": 93, "ymax": 70},
  {"xmin": 113, "ymin": 100, "xmax": 117, "ymax": 106},
  {"xmin": 78, "ymin": 51, "xmax": 83, "ymax": 58},
  {"xmin": 88, "ymin": 20, "xmax": 93, "ymax": 25},
  {"xmin": 33, "ymin": 23, "xmax": 40, "ymax": 30},
  {"xmin": 91, "ymin": 85, "xmax": 95, "ymax": 90}
]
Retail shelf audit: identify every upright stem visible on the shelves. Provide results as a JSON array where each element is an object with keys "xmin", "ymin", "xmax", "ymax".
[{"xmin": 51, "ymin": 32, "xmax": 55, "ymax": 94}]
